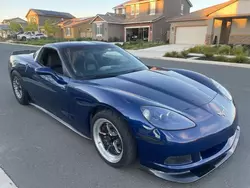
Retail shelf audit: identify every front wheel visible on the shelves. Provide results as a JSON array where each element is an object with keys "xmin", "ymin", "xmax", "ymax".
[
  {"xmin": 92, "ymin": 110, "xmax": 136, "ymax": 168},
  {"xmin": 11, "ymin": 71, "xmax": 29, "ymax": 105}
]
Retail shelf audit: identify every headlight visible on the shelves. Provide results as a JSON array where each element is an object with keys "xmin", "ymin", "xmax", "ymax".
[
  {"xmin": 141, "ymin": 106, "xmax": 196, "ymax": 131},
  {"xmin": 212, "ymin": 79, "xmax": 232, "ymax": 101}
]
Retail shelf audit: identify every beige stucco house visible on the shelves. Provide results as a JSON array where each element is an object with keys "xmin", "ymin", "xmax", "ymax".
[
  {"xmin": 26, "ymin": 9, "xmax": 75, "ymax": 27},
  {"xmin": 168, "ymin": 0, "xmax": 250, "ymax": 45},
  {"xmin": 57, "ymin": 17, "xmax": 93, "ymax": 39}
]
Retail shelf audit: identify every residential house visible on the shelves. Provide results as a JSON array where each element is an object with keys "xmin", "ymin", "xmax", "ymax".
[
  {"xmin": 91, "ymin": 0, "xmax": 192, "ymax": 42},
  {"xmin": 2, "ymin": 17, "xmax": 27, "ymax": 28},
  {"xmin": 168, "ymin": 0, "xmax": 250, "ymax": 45},
  {"xmin": 26, "ymin": 9, "xmax": 75, "ymax": 31},
  {"xmin": 58, "ymin": 17, "xmax": 93, "ymax": 39},
  {"xmin": 0, "ymin": 24, "xmax": 10, "ymax": 39}
]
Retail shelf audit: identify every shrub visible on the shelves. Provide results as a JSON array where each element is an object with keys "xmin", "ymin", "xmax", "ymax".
[
  {"xmin": 115, "ymin": 43, "xmax": 123, "ymax": 48},
  {"xmin": 213, "ymin": 55, "xmax": 229, "ymax": 62},
  {"xmin": 232, "ymin": 45, "xmax": 245, "ymax": 56},
  {"xmin": 203, "ymin": 47, "xmax": 214, "ymax": 58},
  {"xmin": 181, "ymin": 50, "xmax": 190, "ymax": 58},
  {"xmin": 218, "ymin": 45, "xmax": 231, "ymax": 55},
  {"xmin": 169, "ymin": 51, "xmax": 179, "ymax": 57},
  {"xmin": 164, "ymin": 51, "xmax": 184, "ymax": 58},
  {"xmin": 230, "ymin": 55, "xmax": 249, "ymax": 63},
  {"xmin": 188, "ymin": 45, "xmax": 205, "ymax": 53}
]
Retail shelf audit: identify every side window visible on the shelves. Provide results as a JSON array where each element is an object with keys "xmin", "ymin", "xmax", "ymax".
[{"xmin": 37, "ymin": 48, "xmax": 64, "ymax": 75}]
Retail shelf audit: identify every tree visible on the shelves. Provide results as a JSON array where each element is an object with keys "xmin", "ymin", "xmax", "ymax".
[
  {"xmin": 44, "ymin": 19, "xmax": 60, "ymax": 36},
  {"xmin": 9, "ymin": 22, "xmax": 22, "ymax": 32},
  {"xmin": 24, "ymin": 22, "xmax": 38, "ymax": 32}
]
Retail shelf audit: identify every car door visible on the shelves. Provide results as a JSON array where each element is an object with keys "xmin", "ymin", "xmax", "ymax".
[{"xmin": 25, "ymin": 47, "xmax": 72, "ymax": 123}]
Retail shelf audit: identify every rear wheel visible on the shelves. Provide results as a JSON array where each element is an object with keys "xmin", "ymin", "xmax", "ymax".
[
  {"xmin": 11, "ymin": 71, "xmax": 29, "ymax": 105},
  {"xmin": 92, "ymin": 110, "xmax": 136, "ymax": 167}
]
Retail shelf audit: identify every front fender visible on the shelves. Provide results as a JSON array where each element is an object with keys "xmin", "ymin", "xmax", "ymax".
[{"xmin": 69, "ymin": 82, "xmax": 157, "ymax": 137}]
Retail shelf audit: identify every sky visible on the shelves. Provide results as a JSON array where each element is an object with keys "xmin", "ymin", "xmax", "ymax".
[{"xmin": 0, "ymin": 0, "xmax": 229, "ymax": 21}]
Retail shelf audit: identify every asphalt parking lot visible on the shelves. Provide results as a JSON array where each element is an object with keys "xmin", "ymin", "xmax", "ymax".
[{"xmin": 0, "ymin": 43, "xmax": 250, "ymax": 188}]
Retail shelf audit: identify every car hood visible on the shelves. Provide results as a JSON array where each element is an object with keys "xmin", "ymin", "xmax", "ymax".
[{"xmin": 89, "ymin": 70, "xmax": 217, "ymax": 111}]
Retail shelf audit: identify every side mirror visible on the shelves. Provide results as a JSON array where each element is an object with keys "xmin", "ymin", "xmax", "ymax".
[{"xmin": 35, "ymin": 67, "xmax": 67, "ymax": 85}]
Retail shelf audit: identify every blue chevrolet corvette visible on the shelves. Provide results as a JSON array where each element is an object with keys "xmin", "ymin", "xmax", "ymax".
[{"xmin": 8, "ymin": 42, "xmax": 240, "ymax": 183}]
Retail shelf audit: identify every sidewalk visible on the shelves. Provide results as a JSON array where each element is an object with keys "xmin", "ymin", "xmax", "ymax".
[
  {"xmin": 127, "ymin": 45, "xmax": 250, "ymax": 69},
  {"xmin": 128, "ymin": 44, "xmax": 193, "ymax": 58}
]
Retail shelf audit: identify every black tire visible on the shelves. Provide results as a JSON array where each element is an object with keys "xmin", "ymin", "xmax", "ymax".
[
  {"xmin": 11, "ymin": 71, "xmax": 29, "ymax": 105},
  {"xmin": 22, "ymin": 37, "xmax": 26, "ymax": 41},
  {"xmin": 91, "ymin": 109, "xmax": 137, "ymax": 168}
]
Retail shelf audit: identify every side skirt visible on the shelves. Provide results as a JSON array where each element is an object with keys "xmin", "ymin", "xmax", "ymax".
[{"xmin": 30, "ymin": 103, "xmax": 92, "ymax": 140}]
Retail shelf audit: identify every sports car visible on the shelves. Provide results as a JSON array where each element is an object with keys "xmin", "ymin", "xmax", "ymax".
[{"xmin": 8, "ymin": 42, "xmax": 240, "ymax": 183}]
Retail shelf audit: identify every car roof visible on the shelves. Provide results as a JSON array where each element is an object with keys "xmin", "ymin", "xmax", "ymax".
[{"xmin": 45, "ymin": 41, "xmax": 115, "ymax": 50}]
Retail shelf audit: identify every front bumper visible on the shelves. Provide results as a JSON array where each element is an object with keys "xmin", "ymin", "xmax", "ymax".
[{"xmin": 143, "ymin": 126, "xmax": 240, "ymax": 183}]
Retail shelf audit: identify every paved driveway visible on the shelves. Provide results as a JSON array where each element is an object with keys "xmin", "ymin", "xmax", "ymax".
[
  {"xmin": 0, "ymin": 43, "xmax": 250, "ymax": 188},
  {"xmin": 128, "ymin": 44, "xmax": 193, "ymax": 58}
]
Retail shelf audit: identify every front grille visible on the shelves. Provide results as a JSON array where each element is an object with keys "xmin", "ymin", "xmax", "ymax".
[{"xmin": 200, "ymin": 141, "xmax": 227, "ymax": 159}]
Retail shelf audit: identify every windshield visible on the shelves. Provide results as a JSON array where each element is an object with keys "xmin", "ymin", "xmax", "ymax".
[{"xmin": 62, "ymin": 45, "xmax": 148, "ymax": 79}]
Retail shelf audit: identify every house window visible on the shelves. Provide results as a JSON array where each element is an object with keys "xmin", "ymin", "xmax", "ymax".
[
  {"xmin": 181, "ymin": 4, "xmax": 184, "ymax": 15},
  {"xmin": 150, "ymin": 1, "xmax": 156, "ymax": 15},
  {"xmin": 115, "ymin": 9, "xmax": 118, "ymax": 14},
  {"xmin": 96, "ymin": 23, "xmax": 103, "ymax": 37},
  {"xmin": 122, "ymin": 8, "xmax": 125, "ymax": 14},
  {"xmin": 131, "ymin": 5, "xmax": 135, "ymax": 15},
  {"xmin": 136, "ymin": 4, "xmax": 139, "ymax": 15},
  {"xmin": 66, "ymin": 28, "xmax": 71, "ymax": 36}
]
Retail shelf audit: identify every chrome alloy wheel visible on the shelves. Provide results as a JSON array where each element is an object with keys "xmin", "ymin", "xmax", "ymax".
[
  {"xmin": 93, "ymin": 118, "xmax": 123, "ymax": 163},
  {"xmin": 12, "ymin": 76, "xmax": 23, "ymax": 99}
]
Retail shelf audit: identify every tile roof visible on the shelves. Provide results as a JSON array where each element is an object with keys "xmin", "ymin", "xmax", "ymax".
[
  {"xmin": 59, "ymin": 17, "xmax": 94, "ymax": 27},
  {"xmin": 167, "ymin": 0, "xmax": 238, "ymax": 22},
  {"xmin": 91, "ymin": 12, "xmax": 164, "ymax": 24},
  {"xmin": 2, "ymin": 17, "xmax": 27, "ymax": 23},
  {"xmin": 26, "ymin": 9, "xmax": 75, "ymax": 19},
  {"xmin": 95, "ymin": 13, "xmax": 125, "ymax": 24}
]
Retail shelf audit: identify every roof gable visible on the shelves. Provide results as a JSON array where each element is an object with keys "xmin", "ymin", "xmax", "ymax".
[
  {"xmin": 26, "ymin": 9, "xmax": 75, "ymax": 19},
  {"xmin": 3, "ymin": 17, "xmax": 27, "ymax": 23},
  {"xmin": 60, "ymin": 17, "xmax": 93, "ymax": 28},
  {"xmin": 91, "ymin": 16, "xmax": 106, "ymax": 23},
  {"xmin": 91, "ymin": 12, "xmax": 164, "ymax": 24},
  {"xmin": 168, "ymin": 0, "xmax": 238, "ymax": 22}
]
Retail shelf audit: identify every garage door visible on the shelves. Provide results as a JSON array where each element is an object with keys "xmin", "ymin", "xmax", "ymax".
[{"xmin": 175, "ymin": 26, "xmax": 207, "ymax": 45}]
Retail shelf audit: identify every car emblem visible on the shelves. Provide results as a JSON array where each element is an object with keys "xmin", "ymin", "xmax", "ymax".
[{"xmin": 217, "ymin": 108, "xmax": 226, "ymax": 117}]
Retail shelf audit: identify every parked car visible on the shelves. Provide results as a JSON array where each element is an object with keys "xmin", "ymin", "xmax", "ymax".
[
  {"xmin": 8, "ymin": 42, "xmax": 240, "ymax": 183},
  {"xmin": 8, "ymin": 31, "xmax": 23, "ymax": 40},
  {"xmin": 17, "ymin": 32, "xmax": 35, "ymax": 41},
  {"xmin": 33, "ymin": 33, "xmax": 48, "ymax": 40}
]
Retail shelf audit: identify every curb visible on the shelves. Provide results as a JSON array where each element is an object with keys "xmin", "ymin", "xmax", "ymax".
[
  {"xmin": 136, "ymin": 55, "xmax": 250, "ymax": 69},
  {"xmin": 1, "ymin": 42, "xmax": 250, "ymax": 69},
  {"xmin": 0, "ymin": 42, "xmax": 42, "ymax": 47}
]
